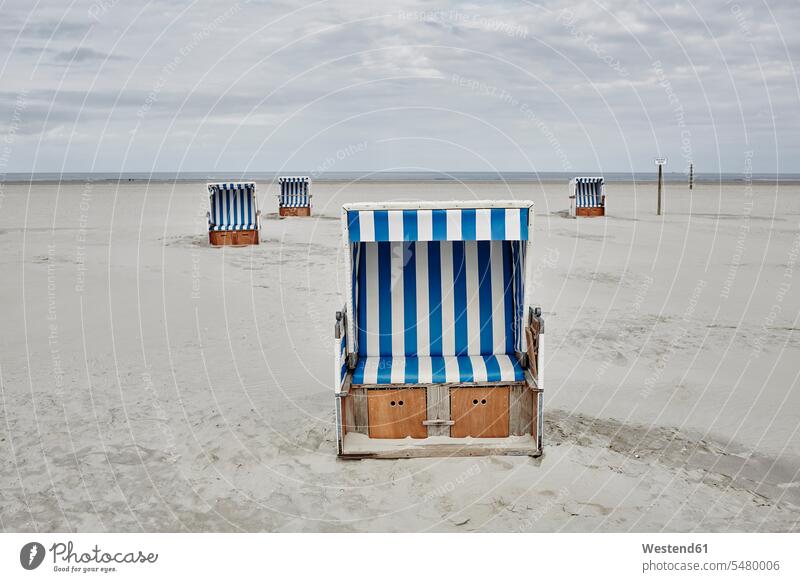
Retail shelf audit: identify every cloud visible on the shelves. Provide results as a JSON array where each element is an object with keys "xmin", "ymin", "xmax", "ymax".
[
  {"xmin": 25, "ymin": 20, "xmax": 92, "ymax": 39},
  {"xmin": 0, "ymin": 0, "xmax": 797, "ymax": 172},
  {"xmin": 51, "ymin": 46, "xmax": 127, "ymax": 63},
  {"xmin": 0, "ymin": 19, "xmax": 92, "ymax": 41}
]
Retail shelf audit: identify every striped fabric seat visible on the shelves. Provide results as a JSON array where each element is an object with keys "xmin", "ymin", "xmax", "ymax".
[
  {"xmin": 353, "ymin": 354, "xmax": 525, "ymax": 385},
  {"xmin": 209, "ymin": 223, "xmax": 258, "ymax": 231},
  {"xmin": 278, "ymin": 176, "xmax": 311, "ymax": 208},
  {"xmin": 208, "ymin": 182, "xmax": 258, "ymax": 231},
  {"xmin": 573, "ymin": 177, "xmax": 604, "ymax": 208}
]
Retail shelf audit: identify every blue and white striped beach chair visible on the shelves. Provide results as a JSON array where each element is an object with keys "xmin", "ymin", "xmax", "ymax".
[
  {"xmin": 277, "ymin": 176, "xmax": 312, "ymax": 216},
  {"xmin": 569, "ymin": 177, "xmax": 605, "ymax": 217},
  {"xmin": 207, "ymin": 182, "xmax": 261, "ymax": 245},
  {"xmin": 333, "ymin": 201, "xmax": 545, "ymax": 458}
]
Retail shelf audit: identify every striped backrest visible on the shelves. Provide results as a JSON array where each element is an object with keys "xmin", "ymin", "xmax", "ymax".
[
  {"xmin": 278, "ymin": 176, "xmax": 310, "ymax": 207},
  {"xmin": 347, "ymin": 207, "xmax": 529, "ymax": 242},
  {"xmin": 208, "ymin": 183, "xmax": 258, "ymax": 231},
  {"xmin": 353, "ymin": 240, "xmax": 523, "ymax": 358},
  {"xmin": 572, "ymin": 177, "xmax": 604, "ymax": 208}
]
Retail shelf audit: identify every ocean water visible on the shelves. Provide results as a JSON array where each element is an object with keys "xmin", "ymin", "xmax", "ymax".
[{"xmin": 4, "ymin": 171, "xmax": 800, "ymax": 184}]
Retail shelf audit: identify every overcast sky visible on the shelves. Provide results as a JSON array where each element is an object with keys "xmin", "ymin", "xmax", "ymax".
[{"xmin": 1, "ymin": 0, "xmax": 798, "ymax": 174}]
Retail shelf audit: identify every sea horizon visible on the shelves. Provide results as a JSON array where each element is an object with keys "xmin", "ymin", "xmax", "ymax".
[{"xmin": 3, "ymin": 170, "xmax": 800, "ymax": 184}]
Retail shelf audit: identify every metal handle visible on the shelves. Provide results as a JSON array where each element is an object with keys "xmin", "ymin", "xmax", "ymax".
[
  {"xmin": 334, "ymin": 311, "xmax": 343, "ymax": 339},
  {"xmin": 528, "ymin": 306, "xmax": 544, "ymax": 333}
]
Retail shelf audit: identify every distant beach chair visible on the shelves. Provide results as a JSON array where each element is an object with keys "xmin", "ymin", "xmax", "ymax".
[
  {"xmin": 206, "ymin": 182, "xmax": 261, "ymax": 246},
  {"xmin": 333, "ymin": 201, "xmax": 545, "ymax": 458},
  {"xmin": 569, "ymin": 177, "xmax": 605, "ymax": 217},
  {"xmin": 277, "ymin": 176, "xmax": 312, "ymax": 216}
]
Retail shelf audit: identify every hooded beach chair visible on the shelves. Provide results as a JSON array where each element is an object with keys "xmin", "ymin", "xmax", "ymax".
[
  {"xmin": 333, "ymin": 201, "xmax": 545, "ymax": 458},
  {"xmin": 569, "ymin": 177, "xmax": 605, "ymax": 217},
  {"xmin": 207, "ymin": 182, "xmax": 261, "ymax": 246},
  {"xmin": 277, "ymin": 176, "xmax": 312, "ymax": 216}
]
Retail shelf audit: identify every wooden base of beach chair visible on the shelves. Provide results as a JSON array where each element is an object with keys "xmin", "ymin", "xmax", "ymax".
[
  {"xmin": 575, "ymin": 206, "xmax": 605, "ymax": 217},
  {"xmin": 338, "ymin": 382, "xmax": 541, "ymax": 458},
  {"xmin": 340, "ymin": 435, "xmax": 541, "ymax": 459},
  {"xmin": 279, "ymin": 206, "xmax": 311, "ymax": 217},
  {"xmin": 208, "ymin": 229, "xmax": 260, "ymax": 246}
]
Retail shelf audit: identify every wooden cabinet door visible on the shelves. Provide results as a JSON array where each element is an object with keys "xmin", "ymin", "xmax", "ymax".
[
  {"xmin": 234, "ymin": 230, "xmax": 258, "ymax": 245},
  {"xmin": 209, "ymin": 231, "xmax": 235, "ymax": 246},
  {"xmin": 367, "ymin": 389, "xmax": 427, "ymax": 439},
  {"xmin": 451, "ymin": 387, "xmax": 509, "ymax": 438}
]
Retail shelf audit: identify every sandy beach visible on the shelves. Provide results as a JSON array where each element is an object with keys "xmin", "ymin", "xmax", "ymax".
[{"xmin": 0, "ymin": 178, "xmax": 798, "ymax": 532}]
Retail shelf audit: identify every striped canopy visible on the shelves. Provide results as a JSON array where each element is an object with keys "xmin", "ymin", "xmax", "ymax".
[
  {"xmin": 344, "ymin": 201, "xmax": 532, "ymax": 386},
  {"xmin": 208, "ymin": 182, "xmax": 259, "ymax": 231},
  {"xmin": 347, "ymin": 207, "xmax": 529, "ymax": 243},
  {"xmin": 572, "ymin": 177, "xmax": 604, "ymax": 208},
  {"xmin": 278, "ymin": 176, "xmax": 311, "ymax": 208}
]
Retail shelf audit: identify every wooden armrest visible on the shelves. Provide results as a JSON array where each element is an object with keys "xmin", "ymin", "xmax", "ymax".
[
  {"xmin": 525, "ymin": 313, "xmax": 542, "ymax": 382},
  {"xmin": 337, "ymin": 371, "xmax": 352, "ymax": 397}
]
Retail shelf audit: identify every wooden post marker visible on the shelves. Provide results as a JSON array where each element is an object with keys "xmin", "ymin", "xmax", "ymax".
[
  {"xmin": 655, "ymin": 157, "xmax": 666, "ymax": 215},
  {"xmin": 689, "ymin": 162, "xmax": 693, "ymax": 190}
]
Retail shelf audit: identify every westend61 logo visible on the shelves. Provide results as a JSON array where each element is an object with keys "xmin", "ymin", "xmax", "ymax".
[{"xmin": 20, "ymin": 541, "xmax": 158, "ymax": 573}]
